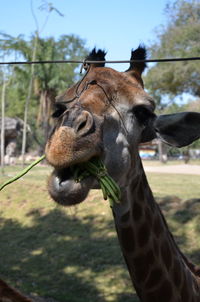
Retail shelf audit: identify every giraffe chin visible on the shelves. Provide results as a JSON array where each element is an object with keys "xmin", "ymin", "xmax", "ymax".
[{"xmin": 48, "ymin": 167, "xmax": 97, "ymax": 206}]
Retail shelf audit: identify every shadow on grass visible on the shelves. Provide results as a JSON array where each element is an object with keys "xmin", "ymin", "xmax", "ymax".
[
  {"xmin": 167, "ymin": 198, "xmax": 200, "ymax": 224},
  {"xmin": 2, "ymin": 195, "xmax": 199, "ymax": 302},
  {"xmin": 158, "ymin": 196, "xmax": 200, "ymax": 266},
  {"xmin": 0, "ymin": 208, "xmax": 138, "ymax": 302},
  {"xmin": 115, "ymin": 293, "xmax": 139, "ymax": 302}
]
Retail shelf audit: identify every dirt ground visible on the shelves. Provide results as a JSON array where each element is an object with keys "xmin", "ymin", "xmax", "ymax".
[{"xmin": 143, "ymin": 164, "xmax": 200, "ymax": 175}]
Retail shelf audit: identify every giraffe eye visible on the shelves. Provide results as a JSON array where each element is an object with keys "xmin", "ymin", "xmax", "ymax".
[
  {"xmin": 52, "ymin": 103, "xmax": 67, "ymax": 118},
  {"xmin": 133, "ymin": 105, "xmax": 155, "ymax": 126}
]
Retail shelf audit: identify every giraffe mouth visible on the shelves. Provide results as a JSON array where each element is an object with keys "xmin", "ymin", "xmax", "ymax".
[{"xmin": 48, "ymin": 165, "xmax": 98, "ymax": 206}]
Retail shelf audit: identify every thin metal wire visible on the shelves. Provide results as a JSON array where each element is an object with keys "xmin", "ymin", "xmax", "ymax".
[{"xmin": 0, "ymin": 56, "xmax": 200, "ymax": 65}]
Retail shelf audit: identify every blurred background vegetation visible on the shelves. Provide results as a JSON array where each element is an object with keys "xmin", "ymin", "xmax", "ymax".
[
  {"xmin": 0, "ymin": 0, "xmax": 200, "ymax": 161},
  {"xmin": 0, "ymin": 33, "xmax": 87, "ymax": 154}
]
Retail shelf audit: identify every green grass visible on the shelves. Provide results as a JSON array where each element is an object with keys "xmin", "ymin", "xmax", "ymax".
[
  {"xmin": 0, "ymin": 165, "xmax": 200, "ymax": 302},
  {"xmin": 146, "ymin": 172, "xmax": 200, "ymax": 199}
]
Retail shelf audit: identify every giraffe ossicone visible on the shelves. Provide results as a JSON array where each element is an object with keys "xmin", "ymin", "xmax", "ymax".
[{"xmin": 45, "ymin": 46, "xmax": 200, "ymax": 302}]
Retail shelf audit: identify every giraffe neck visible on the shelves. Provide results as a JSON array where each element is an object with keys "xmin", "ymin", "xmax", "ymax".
[
  {"xmin": 0, "ymin": 279, "xmax": 32, "ymax": 302},
  {"xmin": 112, "ymin": 161, "xmax": 200, "ymax": 302}
]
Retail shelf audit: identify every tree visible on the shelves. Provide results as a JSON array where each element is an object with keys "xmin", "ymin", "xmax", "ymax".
[
  {"xmin": 0, "ymin": 33, "xmax": 87, "ymax": 149},
  {"xmin": 145, "ymin": 0, "xmax": 200, "ymax": 107}
]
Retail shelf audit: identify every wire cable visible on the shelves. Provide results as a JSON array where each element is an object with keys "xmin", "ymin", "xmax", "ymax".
[{"xmin": 0, "ymin": 57, "xmax": 200, "ymax": 65}]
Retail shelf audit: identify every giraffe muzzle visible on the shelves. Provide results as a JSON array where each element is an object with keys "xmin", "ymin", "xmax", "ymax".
[{"xmin": 45, "ymin": 106, "xmax": 103, "ymax": 169}]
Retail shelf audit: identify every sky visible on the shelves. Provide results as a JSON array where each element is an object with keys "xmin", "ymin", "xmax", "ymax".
[{"xmin": 0, "ymin": 0, "xmax": 168, "ymax": 71}]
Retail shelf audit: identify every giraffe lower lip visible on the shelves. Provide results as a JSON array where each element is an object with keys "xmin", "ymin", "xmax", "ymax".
[{"xmin": 48, "ymin": 167, "xmax": 95, "ymax": 206}]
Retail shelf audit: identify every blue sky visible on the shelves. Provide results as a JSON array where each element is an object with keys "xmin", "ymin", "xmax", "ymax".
[{"xmin": 1, "ymin": 0, "xmax": 168, "ymax": 71}]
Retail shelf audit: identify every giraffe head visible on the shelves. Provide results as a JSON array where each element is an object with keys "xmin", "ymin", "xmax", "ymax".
[{"xmin": 45, "ymin": 46, "xmax": 200, "ymax": 206}]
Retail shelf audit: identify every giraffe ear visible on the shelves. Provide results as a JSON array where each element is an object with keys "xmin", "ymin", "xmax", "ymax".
[
  {"xmin": 154, "ymin": 112, "xmax": 200, "ymax": 147},
  {"xmin": 125, "ymin": 45, "xmax": 147, "ymax": 87}
]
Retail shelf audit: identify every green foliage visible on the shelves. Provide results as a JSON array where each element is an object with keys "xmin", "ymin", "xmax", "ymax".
[
  {"xmin": 145, "ymin": 0, "xmax": 200, "ymax": 106},
  {"xmin": 0, "ymin": 32, "xmax": 87, "ymax": 95},
  {"xmin": 0, "ymin": 32, "xmax": 88, "ymax": 150}
]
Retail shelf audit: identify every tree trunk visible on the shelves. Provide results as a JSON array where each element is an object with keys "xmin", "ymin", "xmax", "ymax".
[
  {"xmin": 21, "ymin": 33, "xmax": 38, "ymax": 167},
  {"xmin": 37, "ymin": 89, "xmax": 56, "ymax": 146},
  {"xmin": 158, "ymin": 140, "xmax": 168, "ymax": 163},
  {"xmin": 0, "ymin": 80, "xmax": 6, "ymax": 174}
]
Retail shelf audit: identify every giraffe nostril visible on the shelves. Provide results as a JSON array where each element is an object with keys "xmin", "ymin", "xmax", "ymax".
[
  {"xmin": 76, "ymin": 119, "xmax": 87, "ymax": 133},
  {"xmin": 75, "ymin": 111, "xmax": 94, "ymax": 136}
]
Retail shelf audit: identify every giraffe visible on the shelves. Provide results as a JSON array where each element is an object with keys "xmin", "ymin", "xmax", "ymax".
[
  {"xmin": 45, "ymin": 46, "xmax": 200, "ymax": 302},
  {"xmin": 0, "ymin": 278, "xmax": 32, "ymax": 302}
]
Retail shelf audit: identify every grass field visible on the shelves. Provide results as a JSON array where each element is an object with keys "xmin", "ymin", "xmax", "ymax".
[
  {"xmin": 142, "ymin": 159, "xmax": 200, "ymax": 166},
  {"xmin": 0, "ymin": 163, "xmax": 200, "ymax": 302}
]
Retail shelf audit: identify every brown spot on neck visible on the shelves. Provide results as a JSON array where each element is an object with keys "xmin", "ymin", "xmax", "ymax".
[
  {"xmin": 173, "ymin": 258, "xmax": 183, "ymax": 288},
  {"xmin": 161, "ymin": 239, "xmax": 173, "ymax": 269},
  {"xmin": 157, "ymin": 279, "xmax": 173, "ymax": 302},
  {"xmin": 138, "ymin": 222, "xmax": 150, "ymax": 247},
  {"xmin": 153, "ymin": 214, "xmax": 164, "ymax": 238},
  {"xmin": 120, "ymin": 211, "xmax": 130, "ymax": 223},
  {"xmin": 132, "ymin": 202, "xmax": 143, "ymax": 221},
  {"xmin": 145, "ymin": 267, "xmax": 163, "ymax": 289},
  {"xmin": 181, "ymin": 274, "xmax": 190, "ymax": 301},
  {"xmin": 120, "ymin": 226, "xmax": 135, "ymax": 253}
]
